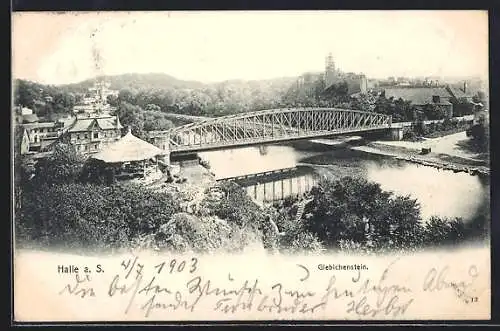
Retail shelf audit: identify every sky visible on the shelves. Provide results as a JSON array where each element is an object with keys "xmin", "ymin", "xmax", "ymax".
[{"xmin": 12, "ymin": 11, "xmax": 488, "ymax": 85}]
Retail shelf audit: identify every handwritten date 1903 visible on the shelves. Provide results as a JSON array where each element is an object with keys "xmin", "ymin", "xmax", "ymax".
[{"xmin": 155, "ymin": 258, "xmax": 198, "ymax": 275}]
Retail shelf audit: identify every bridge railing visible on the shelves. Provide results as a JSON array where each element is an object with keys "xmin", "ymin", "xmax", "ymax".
[{"xmin": 167, "ymin": 108, "xmax": 391, "ymax": 152}]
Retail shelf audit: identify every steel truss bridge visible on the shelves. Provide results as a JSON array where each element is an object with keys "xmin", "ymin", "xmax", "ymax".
[{"xmin": 152, "ymin": 108, "xmax": 392, "ymax": 154}]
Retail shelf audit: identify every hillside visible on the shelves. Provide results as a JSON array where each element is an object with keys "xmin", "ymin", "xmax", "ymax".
[
  {"xmin": 62, "ymin": 73, "xmax": 301, "ymax": 117},
  {"xmin": 62, "ymin": 73, "xmax": 207, "ymax": 92},
  {"xmin": 60, "ymin": 73, "xmax": 298, "ymax": 94}
]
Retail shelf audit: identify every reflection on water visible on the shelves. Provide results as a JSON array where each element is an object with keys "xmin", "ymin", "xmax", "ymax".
[
  {"xmin": 243, "ymin": 174, "xmax": 319, "ymax": 203},
  {"xmin": 199, "ymin": 145, "xmax": 319, "ymax": 180},
  {"xmin": 200, "ymin": 141, "xmax": 490, "ymax": 222},
  {"xmin": 365, "ymin": 162, "xmax": 489, "ymax": 221}
]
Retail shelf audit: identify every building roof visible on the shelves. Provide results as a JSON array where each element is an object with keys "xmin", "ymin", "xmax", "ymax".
[
  {"xmin": 22, "ymin": 122, "xmax": 56, "ymax": 130},
  {"xmin": 447, "ymin": 86, "xmax": 474, "ymax": 99},
  {"xmin": 31, "ymin": 151, "xmax": 54, "ymax": 159},
  {"xmin": 68, "ymin": 115, "xmax": 123, "ymax": 132},
  {"xmin": 22, "ymin": 114, "xmax": 39, "ymax": 123},
  {"xmin": 91, "ymin": 130, "xmax": 166, "ymax": 163},
  {"xmin": 384, "ymin": 87, "xmax": 452, "ymax": 105},
  {"xmin": 73, "ymin": 105, "xmax": 95, "ymax": 112},
  {"xmin": 21, "ymin": 107, "xmax": 33, "ymax": 115},
  {"xmin": 57, "ymin": 116, "xmax": 77, "ymax": 130}
]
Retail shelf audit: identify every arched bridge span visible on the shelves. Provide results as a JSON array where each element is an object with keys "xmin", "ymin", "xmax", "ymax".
[{"xmin": 151, "ymin": 108, "xmax": 393, "ymax": 153}]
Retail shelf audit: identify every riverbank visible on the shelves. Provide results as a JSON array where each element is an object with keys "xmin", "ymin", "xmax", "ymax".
[{"xmin": 351, "ymin": 131, "xmax": 490, "ymax": 178}]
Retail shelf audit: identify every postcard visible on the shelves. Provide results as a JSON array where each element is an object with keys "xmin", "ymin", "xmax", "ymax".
[{"xmin": 12, "ymin": 10, "xmax": 490, "ymax": 322}]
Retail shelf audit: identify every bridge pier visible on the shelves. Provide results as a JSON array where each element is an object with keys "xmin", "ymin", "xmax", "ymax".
[
  {"xmin": 387, "ymin": 126, "xmax": 404, "ymax": 141},
  {"xmin": 170, "ymin": 153, "xmax": 200, "ymax": 167}
]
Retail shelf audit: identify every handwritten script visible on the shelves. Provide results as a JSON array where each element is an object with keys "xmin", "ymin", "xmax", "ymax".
[{"xmin": 57, "ymin": 256, "xmax": 481, "ymax": 319}]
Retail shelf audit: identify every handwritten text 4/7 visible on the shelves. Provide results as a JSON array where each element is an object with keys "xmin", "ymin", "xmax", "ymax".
[{"xmin": 57, "ymin": 255, "xmax": 482, "ymax": 318}]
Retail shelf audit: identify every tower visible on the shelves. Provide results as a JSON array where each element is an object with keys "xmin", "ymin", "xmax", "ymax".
[
  {"xmin": 325, "ymin": 52, "xmax": 335, "ymax": 73},
  {"xmin": 325, "ymin": 53, "xmax": 337, "ymax": 88}
]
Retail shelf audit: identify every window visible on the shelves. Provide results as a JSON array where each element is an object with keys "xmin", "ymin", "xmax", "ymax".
[
  {"xmin": 85, "ymin": 145, "xmax": 89, "ymax": 151},
  {"xmin": 84, "ymin": 133, "xmax": 88, "ymax": 139},
  {"xmin": 95, "ymin": 143, "xmax": 98, "ymax": 149},
  {"xmin": 432, "ymin": 95, "xmax": 440, "ymax": 103},
  {"xmin": 93, "ymin": 132, "xmax": 99, "ymax": 139}
]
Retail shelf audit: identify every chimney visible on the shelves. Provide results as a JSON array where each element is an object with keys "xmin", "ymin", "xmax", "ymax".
[{"xmin": 463, "ymin": 81, "xmax": 467, "ymax": 94}]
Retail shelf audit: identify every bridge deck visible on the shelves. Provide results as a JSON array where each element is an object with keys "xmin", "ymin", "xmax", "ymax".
[
  {"xmin": 170, "ymin": 125, "xmax": 389, "ymax": 153},
  {"xmin": 150, "ymin": 108, "xmax": 393, "ymax": 153}
]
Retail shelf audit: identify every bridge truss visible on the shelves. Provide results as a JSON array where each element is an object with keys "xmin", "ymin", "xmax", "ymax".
[{"xmin": 164, "ymin": 108, "xmax": 392, "ymax": 153}]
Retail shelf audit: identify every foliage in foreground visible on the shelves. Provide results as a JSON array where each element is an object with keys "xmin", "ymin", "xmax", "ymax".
[
  {"xmin": 16, "ymin": 154, "xmax": 489, "ymax": 253},
  {"xmin": 267, "ymin": 177, "xmax": 489, "ymax": 254},
  {"xmin": 17, "ymin": 183, "xmax": 180, "ymax": 250}
]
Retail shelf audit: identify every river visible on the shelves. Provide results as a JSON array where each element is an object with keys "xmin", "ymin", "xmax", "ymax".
[{"xmin": 198, "ymin": 137, "xmax": 490, "ymax": 223}]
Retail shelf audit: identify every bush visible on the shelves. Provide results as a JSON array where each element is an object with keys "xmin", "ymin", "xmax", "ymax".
[
  {"xmin": 469, "ymin": 124, "xmax": 489, "ymax": 153},
  {"xmin": 303, "ymin": 177, "xmax": 441, "ymax": 251},
  {"xmin": 403, "ymin": 129, "xmax": 419, "ymax": 141},
  {"xmin": 281, "ymin": 231, "xmax": 324, "ymax": 254},
  {"xmin": 32, "ymin": 143, "xmax": 85, "ymax": 186},
  {"xmin": 158, "ymin": 213, "xmax": 231, "ymax": 252},
  {"xmin": 200, "ymin": 181, "xmax": 267, "ymax": 229},
  {"xmin": 16, "ymin": 182, "xmax": 180, "ymax": 250},
  {"xmin": 408, "ymin": 117, "xmax": 470, "ymax": 140},
  {"xmin": 423, "ymin": 217, "xmax": 466, "ymax": 247}
]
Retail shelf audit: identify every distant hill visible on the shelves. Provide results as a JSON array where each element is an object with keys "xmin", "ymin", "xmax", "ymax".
[
  {"xmin": 59, "ymin": 73, "xmax": 297, "ymax": 91},
  {"xmin": 61, "ymin": 73, "xmax": 207, "ymax": 92},
  {"xmin": 13, "ymin": 73, "xmax": 328, "ymax": 119}
]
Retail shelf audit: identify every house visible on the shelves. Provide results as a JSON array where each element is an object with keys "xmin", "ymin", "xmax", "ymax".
[
  {"xmin": 22, "ymin": 114, "xmax": 39, "ymax": 124},
  {"xmin": 73, "ymin": 80, "xmax": 118, "ymax": 114},
  {"xmin": 15, "ymin": 103, "xmax": 75, "ymax": 154},
  {"xmin": 472, "ymin": 103, "xmax": 489, "ymax": 126},
  {"xmin": 19, "ymin": 128, "xmax": 30, "ymax": 155},
  {"xmin": 21, "ymin": 107, "xmax": 33, "ymax": 116},
  {"xmin": 446, "ymin": 82, "xmax": 475, "ymax": 102},
  {"xmin": 62, "ymin": 113, "xmax": 123, "ymax": 155},
  {"xmin": 21, "ymin": 119, "xmax": 66, "ymax": 153},
  {"xmin": 383, "ymin": 87, "xmax": 454, "ymax": 118},
  {"xmin": 89, "ymin": 81, "xmax": 118, "ymax": 103},
  {"xmin": 466, "ymin": 102, "xmax": 489, "ymax": 139}
]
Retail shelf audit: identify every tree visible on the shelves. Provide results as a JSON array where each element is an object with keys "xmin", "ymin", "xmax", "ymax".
[
  {"xmin": 107, "ymin": 94, "xmax": 119, "ymax": 107},
  {"xmin": 373, "ymin": 94, "xmax": 392, "ymax": 116},
  {"xmin": 144, "ymin": 104, "xmax": 161, "ymax": 112},
  {"xmin": 422, "ymin": 217, "xmax": 469, "ymax": 247},
  {"xmin": 393, "ymin": 98, "xmax": 415, "ymax": 122},
  {"xmin": 305, "ymin": 177, "xmax": 423, "ymax": 251},
  {"xmin": 116, "ymin": 101, "xmax": 145, "ymax": 137},
  {"xmin": 142, "ymin": 110, "xmax": 175, "ymax": 131},
  {"xmin": 13, "ymin": 79, "xmax": 81, "ymax": 115},
  {"xmin": 351, "ymin": 93, "xmax": 377, "ymax": 112},
  {"xmin": 33, "ymin": 143, "xmax": 85, "ymax": 186},
  {"xmin": 117, "ymin": 88, "xmax": 137, "ymax": 104},
  {"xmin": 17, "ymin": 182, "xmax": 180, "ymax": 250}
]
